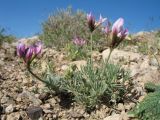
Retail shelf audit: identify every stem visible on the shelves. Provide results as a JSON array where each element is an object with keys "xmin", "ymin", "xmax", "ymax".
[
  {"xmin": 90, "ymin": 32, "xmax": 93, "ymax": 60},
  {"xmin": 106, "ymin": 48, "xmax": 113, "ymax": 64},
  {"xmin": 27, "ymin": 64, "xmax": 46, "ymax": 83}
]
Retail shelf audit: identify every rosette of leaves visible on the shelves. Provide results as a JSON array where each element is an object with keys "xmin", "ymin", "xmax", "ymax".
[{"xmin": 64, "ymin": 60, "xmax": 129, "ymax": 109}]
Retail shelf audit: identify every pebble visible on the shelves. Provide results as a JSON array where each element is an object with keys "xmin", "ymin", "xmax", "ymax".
[
  {"xmin": 27, "ymin": 106, "xmax": 43, "ymax": 120},
  {"xmin": 1, "ymin": 96, "xmax": 9, "ymax": 104},
  {"xmin": 6, "ymin": 112, "xmax": 21, "ymax": 120},
  {"xmin": 5, "ymin": 104, "xmax": 15, "ymax": 114},
  {"xmin": 117, "ymin": 103, "xmax": 125, "ymax": 111}
]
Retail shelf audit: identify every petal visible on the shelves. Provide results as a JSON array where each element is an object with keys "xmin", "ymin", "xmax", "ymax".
[
  {"xmin": 99, "ymin": 14, "xmax": 107, "ymax": 23},
  {"xmin": 34, "ymin": 42, "xmax": 42, "ymax": 55},
  {"xmin": 112, "ymin": 18, "xmax": 124, "ymax": 33},
  {"xmin": 25, "ymin": 47, "xmax": 33, "ymax": 62},
  {"xmin": 17, "ymin": 43, "xmax": 26, "ymax": 57}
]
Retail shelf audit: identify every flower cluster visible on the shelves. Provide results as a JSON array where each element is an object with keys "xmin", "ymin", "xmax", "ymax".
[
  {"xmin": 103, "ymin": 18, "xmax": 128, "ymax": 48},
  {"xmin": 87, "ymin": 13, "xmax": 106, "ymax": 32},
  {"xmin": 17, "ymin": 41, "xmax": 42, "ymax": 64},
  {"xmin": 73, "ymin": 36, "xmax": 86, "ymax": 47}
]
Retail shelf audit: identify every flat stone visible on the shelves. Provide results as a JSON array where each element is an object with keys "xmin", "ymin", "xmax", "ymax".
[{"xmin": 27, "ymin": 106, "xmax": 43, "ymax": 120}]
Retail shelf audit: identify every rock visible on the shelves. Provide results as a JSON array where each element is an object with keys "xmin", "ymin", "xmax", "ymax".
[
  {"xmin": 124, "ymin": 103, "xmax": 136, "ymax": 110},
  {"xmin": 104, "ymin": 114, "xmax": 120, "ymax": 120},
  {"xmin": 6, "ymin": 112, "xmax": 22, "ymax": 120},
  {"xmin": 0, "ymin": 91, "xmax": 3, "ymax": 99},
  {"xmin": 117, "ymin": 103, "xmax": 125, "ymax": 111},
  {"xmin": 102, "ymin": 49, "xmax": 141, "ymax": 64},
  {"xmin": 61, "ymin": 65, "xmax": 69, "ymax": 71},
  {"xmin": 149, "ymin": 57, "xmax": 159, "ymax": 66},
  {"xmin": 27, "ymin": 106, "xmax": 43, "ymax": 120},
  {"xmin": 69, "ymin": 60, "xmax": 87, "ymax": 70},
  {"xmin": 0, "ymin": 60, "xmax": 4, "ymax": 66},
  {"xmin": 47, "ymin": 98, "xmax": 57, "ymax": 106},
  {"xmin": 104, "ymin": 111, "xmax": 128, "ymax": 120},
  {"xmin": 39, "ymin": 92, "xmax": 50, "ymax": 101},
  {"xmin": 70, "ymin": 109, "xmax": 85, "ymax": 118},
  {"xmin": 92, "ymin": 51, "xmax": 102, "ymax": 61},
  {"xmin": 42, "ymin": 103, "xmax": 51, "ymax": 109},
  {"xmin": 43, "ymin": 109, "xmax": 53, "ymax": 114},
  {"xmin": 52, "ymin": 114, "xmax": 58, "ymax": 119},
  {"xmin": 5, "ymin": 104, "xmax": 15, "ymax": 114},
  {"xmin": 1, "ymin": 115, "xmax": 7, "ymax": 120},
  {"xmin": 1, "ymin": 95, "xmax": 9, "ymax": 104},
  {"xmin": 18, "ymin": 90, "xmax": 42, "ymax": 105}
]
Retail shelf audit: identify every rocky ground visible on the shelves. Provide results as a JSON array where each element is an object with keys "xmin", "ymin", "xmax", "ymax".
[{"xmin": 0, "ymin": 32, "xmax": 160, "ymax": 120}]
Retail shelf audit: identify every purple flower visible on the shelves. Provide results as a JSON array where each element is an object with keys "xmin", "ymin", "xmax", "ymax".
[
  {"xmin": 25, "ymin": 47, "xmax": 34, "ymax": 63},
  {"xmin": 33, "ymin": 41, "xmax": 42, "ymax": 55},
  {"xmin": 17, "ymin": 41, "xmax": 42, "ymax": 64},
  {"xmin": 103, "ymin": 18, "xmax": 129, "ymax": 48},
  {"xmin": 87, "ymin": 12, "xmax": 96, "ymax": 32},
  {"xmin": 17, "ymin": 43, "xmax": 26, "ymax": 57},
  {"xmin": 112, "ymin": 18, "xmax": 128, "ymax": 39},
  {"xmin": 73, "ymin": 37, "xmax": 86, "ymax": 47},
  {"xmin": 95, "ymin": 14, "xmax": 107, "ymax": 27},
  {"xmin": 87, "ymin": 13, "xmax": 106, "ymax": 32}
]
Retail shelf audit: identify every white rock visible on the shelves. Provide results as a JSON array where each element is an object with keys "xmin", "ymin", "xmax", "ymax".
[
  {"xmin": 69, "ymin": 60, "xmax": 87, "ymax": 70},
  {"xmin": 5, "ymin": 104, "xmax": 14, "ymax": 114},
  {"xmin": 102, "ymin": 49, "xmax": 142, "ymax": 64},
  {"xmin": 61, "ymin": 65, "xmax": 69, "ymax": 71}
]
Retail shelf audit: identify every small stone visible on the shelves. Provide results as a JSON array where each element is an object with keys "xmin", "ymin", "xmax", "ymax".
[
  {"xmin": 16, "ymin": 96, "xmax": 22, "ymax": 102},
  {"xmin": 52, "ymin": 114, "xmax": 58, "ymax": 119},
  {"xmin": 124, "ymin": 103, "xmax": 136, "ymax": 110},
  {"xmin": 27, "ymin": 106, "xmax": 43, "ymax": 120},
  {"xmin": 47, "ymin": 113, "xmax": 52, "ymax": 118},
  {"xmin": 5, "ymin": 104, "xmax": 15, "ymax": 114},
  {"xmin": 104, "ymin": 114, "xmax": 120, "ymax": 120},
  {"xmin": 138, "ymin": 95, "xmax": 145, "ymax": 102},
  {"xmin": 1, "ymin": 96, "xmax": 9, "ymax": 104},
  {"xmin": 61, "ymin": 65, "xmax": 69, "ymax": 71},
  {"xmin": 43, "ymin": 109, "xmax": 53, "ymax": 114},
  {"xmin": 1, "ymin": 115, "xmax": 7, "ymax": 120},
  {"xmin": 6, "ymin": 112, "xmax": 22, "ymax": 120},
  {"xmin": 19, "ymin": 90, "xmax": 42, "ymax": 105},
  {"xmin": 117, "ymin": 103, "xmax": 125, "ymax": 111},
  {"xmin": 42, "ymin": 103, "xmax": 51, "ymax": 109},
  {"xmin": 149, "ymin": 57, "xmax": 159, "ymax": 66},
  {"xmin": 47, "ymin": 98, "xmax": 57, "ymax": 106},
  {"xmin": 39, "ymin": 92, "xmax": 50, "ymax": 101}
]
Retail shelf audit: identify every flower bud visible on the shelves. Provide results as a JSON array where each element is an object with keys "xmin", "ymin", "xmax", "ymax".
[
  {"xmin": 110, "ymin": 18, "xmax": 129, "ymax": 48},
  {"xmin": 87, "ymin": 13, "xmax": 96, "ymax": 32}
]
